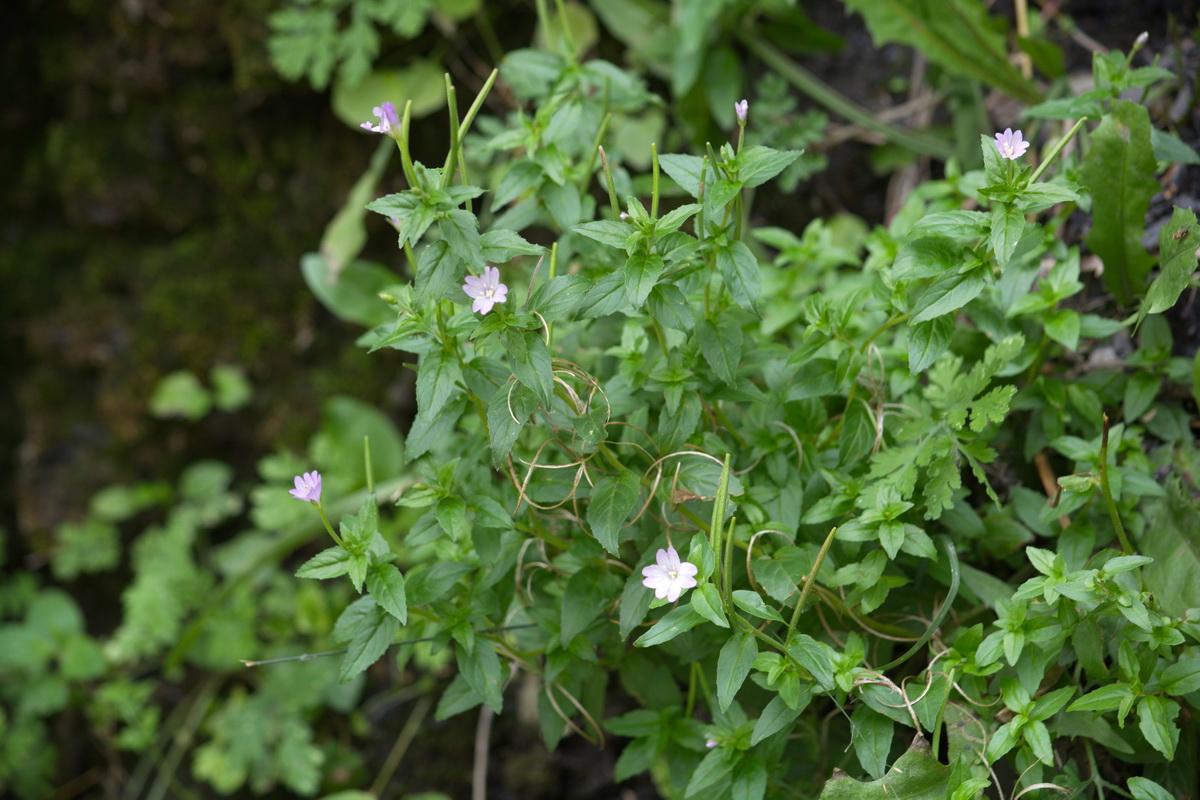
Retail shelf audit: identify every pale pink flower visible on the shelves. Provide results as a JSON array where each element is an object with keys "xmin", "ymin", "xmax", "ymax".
[
  {"xmin": 290, "ymin": 471, "xmax": 322, "ymax": 503},
  {"xmin": 993, "ymin": 128, "xmax": 1030, "ymax": 160},
  {"xmin": 463, "ymin": 266, "xmax": 508, "ymax": 314},
  {"xmin": 735, "ymin": 99, "xmax": 749, "ymax": 125},
  {"xmin": 641, "ymin": 546, "xmax": 699, "ymax": 602},
  {"xmin": 361, "ymin": 102, "xmax": 400, "ymax": 135}
]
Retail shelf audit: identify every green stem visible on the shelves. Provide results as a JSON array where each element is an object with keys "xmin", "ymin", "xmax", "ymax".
[
  {"xmin": 397, "ymin": 100, "xmax": 419, "ymax": 189},
  {"xmin": 551, "ymin": 0, "xmax": 577, "ymax": 62},
  {"xmin": 789, "ymin": 526, "xmax": 836, "ymax": 629},
  {"xmin": 314, "ymin": 502, "xmax": 344, "ymax": 547},
  {"xmin": 364, "ymin": 436, "xmax": 374, "ymax": 494},
  {"xmin": 722, "ymin": 515, "xmax": 736, "ymax": 606},
  {"xmin": 457, "ymin": 68, "xmax": 499, "ymax": 144},
  {"xmin": 685, "ymin": 661, "xmax": 700, "ymax": 717},
  {"xmin": 1028, "ymin": 117, "xmax": 1088, "ymax": 184},
  {"xmin": 1099, "ymin": 414, "xmax": 1134, "ymax": 555},
  {"xmin": 599, "ymin": 146, "xmax": 621, "ymax": 219},
  {"xmin": 650, "ymin": 142, "xmax": 660, "ymax": 220},
  {"xmin": 441, "ymin": 76, "xmax": 462, "ymax": 190},
  {"xmin": 875, "ymin": 539, "xmax": 961, "ymax": 671}
]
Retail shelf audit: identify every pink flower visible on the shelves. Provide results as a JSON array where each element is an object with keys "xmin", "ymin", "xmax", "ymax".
[
  {"xmin": 619, "ymin": 212, "xmax": 629, "ymax": 221},
  {"xmin": 641, "ymin": 546, "xmax": 699, "ymax": 602},
  {"xmin": 463, "ymin": 266, "xmax": 508, "ymax": 314},
  {"xmin": 290, "ymin": 471, "xmax": 322, "ymax": 503},
  {"xmin": 361, "ymin": 102, "xmax": 400, "ymax": 135},
  {"xmin": 705, "ymin": 738, "xmax": 720, "ymax": 748},
  {"xmin": 735, "ymin": 99, "xmax": 749, "ymax": 125},
  {"xmin": 993, "ymin": 128, "xmax": 1030, "ymax": 160}
]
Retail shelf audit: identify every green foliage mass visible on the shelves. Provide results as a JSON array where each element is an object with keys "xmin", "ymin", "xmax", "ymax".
[{"xmin": 7, "ymin": 1, "xmax": 1200, "ymax": 799}]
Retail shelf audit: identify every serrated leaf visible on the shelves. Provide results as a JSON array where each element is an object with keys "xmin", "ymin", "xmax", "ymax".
[
  {"xmin": 732, "ymin": 590, "xmax": 785, "ymax": 622},
  {"xmin": 416, "ymin": 348, "xmax": 463, "ymax": 416},
  {"xmin": 696, "ymin": 316, "xmax": 742, "ymax": 385},
  {"xmin": 786, "ymin": 634, "xmax": 834, "ymax": 690},
  {"xmin": 624, "ymin": 251, "xmax": 666, "ymax": 307},
  {"xmin": 587, "ymin": 468, "xmax": 641, "ymax": 554},
  {"xmin": 752, "ymin": 694, "xmax": 806, "ymax": 744},
  {"xmin": 716, "ymin": 241, "xmax": 761, "ymax": 312},
  {"xmin": 366, "ymin": 563, "xmax": 407, "ymax": 623},
  {"xmin": 907, "ymin": 315, "xmax": 955, "ymax": 374},
  {"xmin": 458, "ymin": 641, "xmax": 505, "ymax": 713},
  {"xmin": 851, "ymin": 704, "xmax": 893, "ymax": 780},
  {"xmin": 990, "ymin": 204, "xmax": 1024, "ymax": 267},
  {"xmin": 440, "ymin": 208, "xmax": 483, "ymax": 266},
  {"xmin": 339, "ymin": 602, "xmax": 399, "ymax": 683},
  {"xmin": 296, "ymin": 546, "xmax": 352, "ymax": 580},
  {"xmin": 910, "ymin": 264, "xmax": 987, "ymax": 323},
  {"xmin": 690, "ymin": 583, "xmax": 729, "ymax": 628}
]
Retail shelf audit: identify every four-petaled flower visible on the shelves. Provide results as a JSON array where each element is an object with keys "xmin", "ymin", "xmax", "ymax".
[
  {"xmin": 463, "ymin": 266, "xmax": 508, "ymax": 314},
  {"xmin": 993, "ymin": 128, "xmax": 1030, "ymax": 160},
  {"xmin": 735, "ymin": 99, "xmax": 749, "ymax": 124},
  {"xmin": 642, "ymin": 546, "xmax": 699, "ymax": 602},
  {"xmin": 361, "ymin": 102, "xmax": 400, "ymax": 135},
  {"xmin": 290, "ymin": 470, "xmax": 322, "ymax": 503}
]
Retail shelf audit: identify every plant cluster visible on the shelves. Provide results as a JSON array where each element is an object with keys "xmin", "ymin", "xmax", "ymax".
[{"xmin": 4, "ymin": 2, "xmax": 1200, "ymax": 799}]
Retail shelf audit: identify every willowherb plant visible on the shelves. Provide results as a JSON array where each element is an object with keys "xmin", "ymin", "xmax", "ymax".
[{"xmin": 283, "ymin": 29, "xmax": 1200, "ymax": 800}]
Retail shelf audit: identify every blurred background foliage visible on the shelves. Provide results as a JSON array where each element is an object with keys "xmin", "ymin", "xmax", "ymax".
[{"xmin": 2, "ymin": 0, "xmax": 1197, "ymax": 797}]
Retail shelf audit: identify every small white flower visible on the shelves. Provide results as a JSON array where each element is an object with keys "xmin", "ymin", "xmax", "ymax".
[
  {"xmin": 641, "ymin": 546, "xmax": 699, "ymax": 602},
  {"xmin": 462, "ymin": 266, "xmax": 508, "ymax": 314},
  {"xmin": 735, "ymin": 99, "xmax": 749, "ymax": 124}
]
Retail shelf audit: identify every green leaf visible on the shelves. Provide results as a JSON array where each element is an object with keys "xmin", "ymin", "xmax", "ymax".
[
  {"xmin": 1129, "ymin": 777, "xmax": 1176, "ymax": 800},
  {"xmin": 839, "ymin": 400, "xmax": 876, "ymax": 466},
  {"xmin": 1139, "ymin": 206, "xmax": 1200, "ymax": 324},
  {"xmin": 818, "ymin": 735, "xmax": 951, "ymax": 799},
  {"xmin": 716, "ymin": 241, "xmax": 761, "ymax": 312},
  {"xmin": 296, "ymin": 546, "xmax": 352, "ymax": 580},
  {"xmin": 737, "ymin": 145, "xmax": 803, "ymax": 188},
  {"xmin": 1137, "ymin": 695, "xmax": 1179, "ymax": 759},
  {"xmin": 910, "ymin": 264, "xmax": 987, "ymax": 323},
  {"xmin": 510, "ymin": 331, "xmax": 554, "ymax": 407},
  {"xmin": 149, "ymin": 370, "xmax": 212, "ymax": 421},
  {"xmin": 528, "ymin": 274, "xmax": 592, "ymax": 322},
  {"xmin": 1160, "ymin": 658, "xmax": 1200, "ymax": 696},
  {"xmin": 435, "ymin": 495, "xmax": 468, "ymax": 541},
  {"xmin": 561, "ymin": 566, "xmax": 606, "ymax": 647},
  {"xmin": 1141, "ymin": 481, "xmax": 1200, "ymax": 617},
  {"xmin": 732, "ymin": 590, "xmax": 785, "ymax": 622},
  {"xmin": 685, "ymin": 746, "xmax": 737, "ymax": 798},
  {"xmin": 587, "ymin": 468, "xmax": 642, "ymax": 554},
  {"xmin": 486, "ymin": 381, "xmax": 539, "ymax": 466},
  {"xmin": 366, "ymin": 563, "xmax": 407, "ymax": 623},
  {"xmin": 851, "ymin": 704, "xmax": 893, "ymax": 780},
  {"xmin": 416, "ymin": 348, "xmax": 463, "ymax": 417},
  {"xmin": 624, "ymin": 251, "xmax": 666, "ymax": 307},
  {"xmin": 892, "ymin": 237, "xmax": 962, "ymax": 281},
  {"xmin": 657, "ymin": 203, "xmax": 702, "ymax": 234},
  {"xmin": 690, "ymin": 583, "xmax": 730, "ymax": 628},
  {"xmin": 989, "ymin": 204, "xmax": 1024, "ymax": 267},
  {"xmin": 574, "ymin": 220, "xmax": 633, "ymax": 249},
  {"xmin": 1081, "ymin": 101, "xmax": 1160, "ymax": 303},
  {"xmin": 1043, "ymin": 309, "xmax": 1081, "ymax": 350},
  {"xmin": 413, "ymin": 240, "xmax": 462, "ymax": 304},
  {"xmin": 581, "ymin": 272, "xmax": 633, "ymax": 318},
  {"xmin": 634, "ymin": 606, "xmax": 705, "ymax": 647},
  {"xmin": 659, "ymin": 153, "xmax": 707, "ymax": 197},
  {"xmin": 907, "ymin": 315, "xmax": 955, "ymax": 374},
  {"xmin": 1124, "ymin": 370, "xmax": 1160, "ymax": 422},
  {"xmin": 439, "ymin": 208, "xmax": 484, "ymax": 267},
  {"xmin": 716, "ymin": 630, "xmax": 758, "ymax": 711},
  {"xmin": 457, "ymin": 641, "xmax": 504, "ymax": 713},
  {"xmin": 786, "ymin": 634, "xmax": 835, "ymax": 690},
  {"xmin": 339, "ymin": 601, "xmax": 399, "ymax": 683},
  {"xmin": 731, "ymin": 756, "xmax": 768, "ymax": 800},
  {"xmin": 696, "ymin": 316, "xmax": 743, "ymax": 385},
  {"xmin": 752, "ymin": 694, "xmax": 808, "ymax": 744}
]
